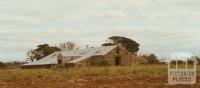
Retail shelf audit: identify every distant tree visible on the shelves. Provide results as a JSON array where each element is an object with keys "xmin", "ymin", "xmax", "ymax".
[
  {"xmin": 35, "ymin": 44, "xmax": 61, "ymax": 60},
  {"xmin": 59, "ymin": 43, "xmax": 67, "ymax": 50},
  {"xmin": 59, "ymin": 42, "xmax": 76, "ymax": 50},
  {"xmin": 143, "ymin": 53, "xmax": 159, "ymax": 64},
  {"xmin": 102, "ymin": 36, "xmax": 140, "ymax": 54},
  {"xmin": 26, "ymin": 44, "xmax": 61, "ymax": 61},
  {"xmin": 0, "ymin": 62, "xmax": 6, "ymax": 69},
  {"xmin": 86, "ymin": 45, "xmax": 89, "ymax": 48},
  {"xmin": 26, "ymin": 49, "xmax": 35, "ymax": 62}
]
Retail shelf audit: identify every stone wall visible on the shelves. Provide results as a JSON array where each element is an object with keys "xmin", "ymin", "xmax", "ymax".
[
  {"xmin": 104, "ymin": 46, "xmax": 134, "ymax": 66},
  {"xmin": 76, "ymin": 46, "xmax": 134, "ymax": 66},
  {"xmin": 118, "ymin": 47, "xmax": 134, "ymax": 65}
]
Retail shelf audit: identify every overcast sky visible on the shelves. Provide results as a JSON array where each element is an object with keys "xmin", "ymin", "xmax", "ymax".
[{"xmin": 1, "ymin": 0, "xmax": 200, "ymax": 62}]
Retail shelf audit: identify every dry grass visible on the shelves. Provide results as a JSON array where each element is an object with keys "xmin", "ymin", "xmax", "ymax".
[
  {"xmin": 0, "ymin": 64, "xmax": 195, "ymax": 79},
  {"xmin": 0, "ymin": 64, "xmax": 200, "ymax": 88},
  {"xmin": 0, "ymin": 65, "xmax": 200, "ymax": 79}
]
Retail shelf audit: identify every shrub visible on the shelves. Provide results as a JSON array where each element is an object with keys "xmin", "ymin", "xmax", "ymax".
[
  {"xmin": 0, "ymin": 62, "xmax": 6, "ymax": 69},
  {"xmin": 137, "ymin": 61, "xmax": 147, "ymax": 65},
  {"xmin": 95, "ymin": 59, "xmax": 110, "ymax": 66},
  {"xmin": 143, "ymin": 54, "xmax": 159, "ymax": 64},
  {"xmin": 51, "ymin": 64, "xmax": 65, "ymax": 69}
]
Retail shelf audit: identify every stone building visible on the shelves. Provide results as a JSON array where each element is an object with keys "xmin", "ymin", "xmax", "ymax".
[{"xmin": 21, "ymin": 45, "xmax": 137, "ymax": 68}]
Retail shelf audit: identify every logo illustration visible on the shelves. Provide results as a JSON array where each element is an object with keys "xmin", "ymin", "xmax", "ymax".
[{"xmin": 168, "ymin": 52, "xmax": 198, "ymax": 85}]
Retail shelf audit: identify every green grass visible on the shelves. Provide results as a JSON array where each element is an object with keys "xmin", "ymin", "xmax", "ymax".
[{"xmin": 0, "ymin": 64, "xmax": 199, "ymax": 80}]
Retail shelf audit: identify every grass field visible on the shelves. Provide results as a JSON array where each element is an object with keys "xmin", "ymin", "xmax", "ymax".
[{"xmin": 0, "ymin": 64, "xmax": 200, "ymax": 88}]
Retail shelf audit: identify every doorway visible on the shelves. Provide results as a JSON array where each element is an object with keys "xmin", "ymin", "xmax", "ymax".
[{"xmin": 115, "ymin": 57, "xmax": 121, "ymax": 66}]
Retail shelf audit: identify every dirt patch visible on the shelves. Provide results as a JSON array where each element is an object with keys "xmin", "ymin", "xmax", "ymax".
[{"xmin": 1, "ymin": 76, "xmax": 199, "ymax": 88}]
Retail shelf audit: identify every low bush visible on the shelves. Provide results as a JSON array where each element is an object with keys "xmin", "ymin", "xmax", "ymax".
[
  {"xmin": 0, "ymin": 62, "xmax": 6, "ymax": 69},
  {"xmin": 137, "ymin": 61, "xmax": 147, "ymax": 65},
  {"xmin": 51, "ymin": 64, "xmax": 65, "ymax": 69}
]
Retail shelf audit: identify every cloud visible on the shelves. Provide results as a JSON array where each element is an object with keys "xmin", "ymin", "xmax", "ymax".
[{"xmin": 0, "ymin": 0, "xmax": 200, "ymax": 61}]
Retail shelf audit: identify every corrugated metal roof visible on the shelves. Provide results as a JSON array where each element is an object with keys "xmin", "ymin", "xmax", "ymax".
[
  {"xmin": 21, "ymin": 52, "xmax": 59, "ymax": 66},
  {"xmin": 66, "ymin": 45, "xmax": 117, "ymax": 63},
  {"xmin": 21, "ymin": 45, "xmax": 117, "ymax": 66},
  {"xmin": 61, "ymin": 45, "xmax": 117, "ymax": 56}
]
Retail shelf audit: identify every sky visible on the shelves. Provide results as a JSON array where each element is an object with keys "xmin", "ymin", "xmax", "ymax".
[{"xmin": 0, "ymin": 0, "xmax": 200, "ymax": 62}]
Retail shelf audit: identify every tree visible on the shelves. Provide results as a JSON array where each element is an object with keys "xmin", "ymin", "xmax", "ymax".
[
  {"xmin": 0, "ymin": 62, "xmax": 6, "ymax": 69},
  {"xmin": 59, "ymin": 43, "xmax": 67, "ymax": 50},
  {"xmin": 102, "ymin": 36, "xmax": 140, "ymax": 54},
  {"xmin": 26, "ymin": 49, "xmax": 35, "ymax": 62},
  {"xmin": 142, "ymin": 53, "xmax": 159, "ymax": 64},
  {"xmin": 26, "ymin": 44, "xmax": 61, "ymax": 61},
  {"xmin": 59, "ymin": 42, "xmax": 76, "ymax": 50}
]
